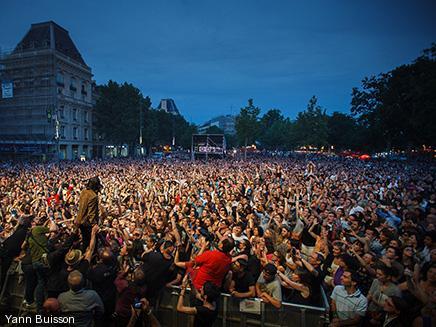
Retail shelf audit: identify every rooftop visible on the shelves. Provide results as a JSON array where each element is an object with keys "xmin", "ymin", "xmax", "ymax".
[{"xmin": 13, "ymin": 21, "xmax": 87, "ymax": 66}]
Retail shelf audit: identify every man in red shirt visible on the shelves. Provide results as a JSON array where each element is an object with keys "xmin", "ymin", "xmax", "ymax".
[
  {"xmin": 46, "ymin": 183, "xmax": 62, "ymax": 206},
  {"xmin": 191, "ymin": 237, "xmax": 234, "ymax": 291}
]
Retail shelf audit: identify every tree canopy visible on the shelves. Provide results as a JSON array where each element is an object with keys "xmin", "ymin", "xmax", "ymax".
[
  {"xmin": 94, "ymin": 81, "xmax": 148, "ymax": 147},
  {"xmin": 351, "ymin": 43, "xmax": 436, "ymax": 150},
  {"xmin": 94, "ymin": 81, "xmax": 196, "ymax": 155},
  {"xmin": 235, "ymin": 98, "xmax": 261, "ymax": 148}
]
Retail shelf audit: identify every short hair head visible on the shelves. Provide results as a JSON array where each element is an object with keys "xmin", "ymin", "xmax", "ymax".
[
  {"xmin": 203, "ymin": 281, "xmax": 220, "ymax": 303},
  {"xmin": 220, "ymin": 237, "xmax": 235, "ymax": 253},
  {"xmin": 68, "ymin": 270, "xmax": 83, "ymax": 292}
]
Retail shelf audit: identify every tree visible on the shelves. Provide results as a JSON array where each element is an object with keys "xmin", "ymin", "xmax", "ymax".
[
  {"xmin": 142, "ymin": 107, "xmax": 159, "ymax": 155},
  {"xmin": 173, "ymin": 114, "xmax": 198, "ymax": 149},
  {"xmin": 142, "ymin": 109, "xmax": 197, "ymax": 153},
  {"xmin": 235, "ymin": 99, "xmax": 260, "ymax": 159},
  {"xmin": 351, "ymin": 43, "xmax": 436, "ymax": 150},
  {"xmin": 94, "ymin": 81, "xmax": 148, "ymax": 155},
  {"xmin": 94, "ymin": 81, "xmax": 196, "ymax": 156},
  {"xmin": 327, "ymin": 112, "xmax": 360, "ymax": 151},
  {"xmin": 260, "ymin": 109, "xmax": 284, "ymax": 130},
  {"xmin": 205, "ymin": 125, "xmax": 224, "ymax": 134},
  {"xmin": 294, "ymin": 96, "xmax": 329, "ymax": 148},
  {"xmin": 224, "ymin": 133, "xmax": 237, "ymax": 149},
  {"xmin": 258, "ymin": 109, "xmax": 294, "ymax": 150}
]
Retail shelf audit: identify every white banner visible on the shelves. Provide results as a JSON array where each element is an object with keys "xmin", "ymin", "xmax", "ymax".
[{"xmin": 1, "ymin": 80, "xmax": 13, "ymax": 98}]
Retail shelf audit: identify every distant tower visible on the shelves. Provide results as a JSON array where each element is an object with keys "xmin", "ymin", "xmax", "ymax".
[{"xmin": 157, "ymin": 98, "xmax": 180, "ymax": 115}]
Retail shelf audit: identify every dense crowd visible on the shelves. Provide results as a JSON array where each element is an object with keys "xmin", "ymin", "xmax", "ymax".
[{"xmin": 0, "ymin": 157, "xmax": 435, "ymax": 327}]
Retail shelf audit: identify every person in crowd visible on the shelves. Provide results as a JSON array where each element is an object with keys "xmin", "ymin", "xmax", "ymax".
[
  {"xmin": 367, "ymin": 265, "xmax": 402, "ymax": 324},
  {"xmin": 382, "ymin": 296, "xmax": 410, "ymax": 327},
  {"xmin": 58, "ymin": 270, "xmax": 104, "ymax": 327},
  {"xmin": 177, "ymin": 275, "xmax": 220, "ymax": 327},
  {"xmin": 127, "ymin": 298, "xmax": 160, "ymax": 327},
  {"xmin": 113, "ymin": 263, "xmax": 147, "ymax": 326},
  {"xmin": 75, "ymin": 176, "xmax": 102, "ymax": 250},
  {"xmin": 42, "ymin": 297, "xmax": 61, "ymax": 315},
  {"xmin": 141, "ymin": 240, "xmax": 175, "ymax": 305},
  {"xmin": 228, "ymin": 258, "xmax": 256, "ymax": 299},
  {"xmin": 256, "ymin": 263, "xmax": 282, "ymax": 309},
  {"xmin": 188, "ymin": 237, "xmax": 234, "ymax": 291},
  {"xmin": 0, "ymin": 216, "xmax": 31, "ymax": 292},
  {"xmin": 29, "ymin": 217, "xmax": 58, "ymax": 312},
  {"xmin": 278, "ymin": 269, "xmax": 312, "ymax": 305},
  {"xmin": 88, "ymin": 247, "xmax": 118, "ymax": 326},
  {"xmin": 330, "ymin": 270, "xmax": 368, "ymax": 327},
  {"xmin": 292, "ymin": 249, "xmax": 325, "ymax": 304}
]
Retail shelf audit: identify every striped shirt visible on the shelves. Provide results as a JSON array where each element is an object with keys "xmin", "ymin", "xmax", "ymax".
[{"xmin": 331, "ymin": 285, "xmax": 368, "ymax": 321}]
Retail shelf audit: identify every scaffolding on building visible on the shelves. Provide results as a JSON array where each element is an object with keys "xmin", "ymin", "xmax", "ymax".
[{"xmin": 0, "ymin": 45, "xmax": 58, "ymax": 160}]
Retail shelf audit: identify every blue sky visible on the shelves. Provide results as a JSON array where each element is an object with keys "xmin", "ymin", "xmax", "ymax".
[{"xmin": 1, "ymin": 0, "xmax": 435, "ymax": 124}]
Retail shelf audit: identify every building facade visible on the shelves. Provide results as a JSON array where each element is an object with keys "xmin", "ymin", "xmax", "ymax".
[
  {"xmin": 198, "ymin": 115, "xmax": 236, "ymax": 135},
  {"xmin": 0, "ymin": 21, "xmax": 93, "ymax": 160}
]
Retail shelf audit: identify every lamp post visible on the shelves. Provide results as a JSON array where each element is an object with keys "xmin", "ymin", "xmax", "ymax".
[
  {"xmin": 139, "ymin": 102, "xmax": 144, "ymax": 157},
  {"xmin": 55, "ymin": 112, "xmax": 60, "ymax": 161}
]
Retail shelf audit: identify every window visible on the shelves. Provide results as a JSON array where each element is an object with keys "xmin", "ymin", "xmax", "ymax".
[
  {"xmin": 59, "ymin": 106, "xmax": 65, "ymax": 119},
  {"xmin": 73, "ymin": 108, "xmax": 77, "ymax": 121},
  {"xmin": 60, "ymin": 126, "xmax": 65, "ymax": 139},
  {"xmin": 56, "ymin": 72, "xmax": 64, "ymax": 86},
  {"xmin": 40, "ymin": 77, "xmax": 50, "ymax": 87},
  {"xmin": 84, "ymin": 128, "xmax": 88, "ymax": 140},
  {"xmin": 24, "ymin": 79, "xmax": 34, "ymax": 88},
  {"xmin": 84, "ymin": 110, "xmax": 89, "ymax": 123},
  {"xmin": 73, "ymin": 127, "xmax": 78, "ymax": 139},
  {"xmin": 81, "ymin": 83, "xmax": 87, "ymax": 95},
  {"xmin": 70, "ymin": 77, "xmax": 77, "ymax": 91}
]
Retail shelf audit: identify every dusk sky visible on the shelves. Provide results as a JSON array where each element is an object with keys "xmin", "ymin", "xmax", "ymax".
[{"xmin": 1, "ymin": 0, "xmax": 435, "ymax": 124}]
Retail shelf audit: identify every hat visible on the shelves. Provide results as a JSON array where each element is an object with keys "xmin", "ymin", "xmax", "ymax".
[
  {"xmin": 264, "ymin": 263, "xmax": 277, "ymax": 275},
  {"xmin": 65, "ymin": 249, "xmax": 83, "ymax": 266}
]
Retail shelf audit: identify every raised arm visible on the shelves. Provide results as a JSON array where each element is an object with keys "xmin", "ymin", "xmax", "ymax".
[{"xmin": 177, "ymin": 275, "xmax": 197, "ymax": 315}]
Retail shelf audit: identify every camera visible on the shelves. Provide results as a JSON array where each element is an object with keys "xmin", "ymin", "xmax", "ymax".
[{"xmin": 133, "ymin": 298, "xmax": 142, "ymax": 309}]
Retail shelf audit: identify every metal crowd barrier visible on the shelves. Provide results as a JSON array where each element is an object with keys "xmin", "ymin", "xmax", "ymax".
[
  {"xmin": 156, "ymin": 286, "xmax": 330, "ymax": 327},
  {"xmin": 1, "ymin": 266, "xmax": 330, "ymax": 327}
]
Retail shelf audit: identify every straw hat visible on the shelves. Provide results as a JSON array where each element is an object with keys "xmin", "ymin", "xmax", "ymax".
[{"xmin": 65, "ymin": 249, "xmax": 83, "ymax": 266}]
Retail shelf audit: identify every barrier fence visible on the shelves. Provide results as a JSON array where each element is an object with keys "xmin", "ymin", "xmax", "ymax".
[
  {"xmin": 1, "ymin": 263, "xmax": 330, "ymax": 327},
  {"xmin": 156, "ymin": 286, "xmax": 330, "ymax": 327}
]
